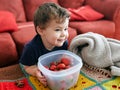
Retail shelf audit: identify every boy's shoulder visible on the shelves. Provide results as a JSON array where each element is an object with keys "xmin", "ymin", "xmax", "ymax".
[{"xmin": 25, "ymin": 34, "xmax": 42, "ymax": 48}]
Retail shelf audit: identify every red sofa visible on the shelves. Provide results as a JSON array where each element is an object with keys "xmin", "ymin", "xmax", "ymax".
[{"xmin": 0, "ymin": 0, "xmax": 120, "ymax": 67}]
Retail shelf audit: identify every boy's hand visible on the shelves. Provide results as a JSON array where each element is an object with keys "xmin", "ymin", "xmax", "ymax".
[
  {"xmin": 35, "ymin": 69, "xmax": 47, "ymax": 86},
  {"xmin": 24, "ymin": 65, "xmax": 47, "ymax": 86}
]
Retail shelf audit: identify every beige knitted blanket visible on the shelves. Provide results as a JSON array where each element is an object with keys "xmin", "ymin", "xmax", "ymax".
[{"xmin": 69, "ymin": 32, "xmax": 120, "ymax": 76}]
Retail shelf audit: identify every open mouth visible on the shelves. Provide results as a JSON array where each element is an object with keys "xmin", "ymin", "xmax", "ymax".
[{"xmin": 57, "ymin": 39, "xmax": 65, "ymax": 42}]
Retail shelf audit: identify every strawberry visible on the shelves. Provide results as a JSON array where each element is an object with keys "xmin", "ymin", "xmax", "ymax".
[
  {"xmin": 61, "ymin": 58, "xmax": 71, "ymax": 66},
  {"xmin": 49, "ymin": 65, "xmax": 57, "ymax": 71},
  {"xmin": 57, "ymin": 63, "xmax": 66, "ymax": 70},
  {"xmin": 65, "ymin": 65, "xmax": 71, "ymax": 69}
]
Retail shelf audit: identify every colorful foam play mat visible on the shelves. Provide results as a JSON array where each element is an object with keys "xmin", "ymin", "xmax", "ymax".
[{"xmin": 0, "ymin": 65, "xmax": 120, "ymax": 90}]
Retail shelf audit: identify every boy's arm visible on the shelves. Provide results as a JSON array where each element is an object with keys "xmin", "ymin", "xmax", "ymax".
[
  {"xmin": 23, "ymin": 65, "xmax": 47, "ymax": 86},
  {"xmin": 24, "ymin": 65, "xmax": 39, "ymax": 76}
]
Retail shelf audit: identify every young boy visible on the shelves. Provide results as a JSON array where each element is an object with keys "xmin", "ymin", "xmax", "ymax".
[{"xmin": 19, "ymin": 2, "xmax": 70, "ymax": 86}]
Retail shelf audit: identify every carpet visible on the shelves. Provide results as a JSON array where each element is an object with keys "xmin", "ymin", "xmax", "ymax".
[
  {"xmin": 0, "ymin": 64, "xmax": 33, "ymax": 90},
  {"xmin": 0, "ymin": 64, "xmax": 120, "ymax": 90}
]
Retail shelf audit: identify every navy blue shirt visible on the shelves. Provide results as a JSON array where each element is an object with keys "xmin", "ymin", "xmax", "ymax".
[{"xmin": 19, "ymin": 34, "xmax": 68, "ymax": 66}]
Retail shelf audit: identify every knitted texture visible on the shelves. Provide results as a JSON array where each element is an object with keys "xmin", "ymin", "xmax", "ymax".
[{"xmin": 69, "ymin": 32, "xmax": 120, "ymax": 76}]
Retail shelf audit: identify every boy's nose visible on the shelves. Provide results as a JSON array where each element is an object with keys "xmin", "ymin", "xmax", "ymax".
[{"xmin": 61, "ymin": 31, "xmax": 66, "ymax": 36}]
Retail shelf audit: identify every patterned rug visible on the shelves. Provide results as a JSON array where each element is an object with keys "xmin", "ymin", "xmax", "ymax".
[
  {"xmin": 0, "ymin": 64, "xmax": 120, "ymax": 90},
  {"xmin": 27, "ymin": 65, "xmax": 120, "ymax": 90}
]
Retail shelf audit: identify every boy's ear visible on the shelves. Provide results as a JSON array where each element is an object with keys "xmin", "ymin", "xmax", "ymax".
[{"xmin": 36, "ymin": 26, "xmax": 43, "ymax": 35}]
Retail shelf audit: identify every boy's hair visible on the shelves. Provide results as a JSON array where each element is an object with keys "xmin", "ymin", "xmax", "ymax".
[{"xmin": 33, "ymin": 2, "xmax": 70, "ymax": 31}]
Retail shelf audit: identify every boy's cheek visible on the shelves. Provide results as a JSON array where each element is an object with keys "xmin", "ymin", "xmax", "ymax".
[{"xmin": 67, "ymin": 33, "xmax": 69, "ymax": 38}]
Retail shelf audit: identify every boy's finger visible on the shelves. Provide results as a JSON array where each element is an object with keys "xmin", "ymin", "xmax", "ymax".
[{"xmin": 39, "ymin": 79, "xmax": 47, "ymax": 86}]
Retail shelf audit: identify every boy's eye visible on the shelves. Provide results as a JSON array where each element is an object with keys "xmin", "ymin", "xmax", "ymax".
[
  {"xmin": 55, "ymin": 29, "xmax": 61, "ymax": 31},
  {"xmin": 64, "ymin": 28, "xmax": 68, "ymax": 31},
  {"xmin": 55, "ymin": 28, "xmax": 68, "ymax": 31}
]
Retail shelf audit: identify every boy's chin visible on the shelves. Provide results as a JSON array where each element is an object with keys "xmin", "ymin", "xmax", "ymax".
[{"xmin": 56, "ymin": 43, "xmax": 64, "ymax": 47}]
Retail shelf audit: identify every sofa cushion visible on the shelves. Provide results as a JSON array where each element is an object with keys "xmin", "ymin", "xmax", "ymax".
[
  {"xmin": 58, "ymin": 0, "xmax": 84, "ymax": 9},
  {"xmin": 68, "ymin": 9, "xmax": 84, "ymax": 21},
  {"xmin": 0, "ymin": 11, "xmax": 18, "ymax": 33},
  {"xmin": 68, "ymin": 5, "xmax": 104, "ymax": 21},
  {"xmin": 114, "ymin": 7, "xmax": 120, "ymax": 40},
  {"xmin": 0, "ymin": 33, "xmax": 18, "ymax": 67},
  {"xmin": 0, "ymin": 0, "xmax": 26, "ymax": 22},
  {"xmin": 11, "ymin": 22, "xmax": 37, "ymax": 56},
  {"xmin": 85, "ymin": 0, "xmax": 120, "ymax": 20},
  {"xmin": 69, "ymin": 20, "xmax": 115, "ymax": 38},
  {"xmin": 23, "ymin": 0, "xmax": 58, "ymax": 21}
]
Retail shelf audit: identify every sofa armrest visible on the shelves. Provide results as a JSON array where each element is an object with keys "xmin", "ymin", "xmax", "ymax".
[{"xmin": 0, "ymin": 33, "xmax": 18, "ymax": 67}]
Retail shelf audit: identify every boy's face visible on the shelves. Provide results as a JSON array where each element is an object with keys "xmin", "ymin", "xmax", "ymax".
[{"xmin": 39, "ymin": 18, "xmax": 69, "ymax": 50}]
